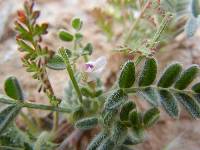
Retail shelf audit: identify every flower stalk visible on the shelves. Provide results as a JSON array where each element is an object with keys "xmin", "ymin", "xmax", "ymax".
[{"xmin": 59, "ymin": 48, "xmax": 83, "ymax": 104}]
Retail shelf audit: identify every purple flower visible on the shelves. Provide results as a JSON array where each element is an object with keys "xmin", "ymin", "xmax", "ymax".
[{"xmin": 83, "ymin": 56, "xmax": 107, "ymax": 82}]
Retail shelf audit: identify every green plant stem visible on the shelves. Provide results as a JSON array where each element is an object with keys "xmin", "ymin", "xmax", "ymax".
[
  {"xmin": 135, "ymin": 55, "xmax": 145, "ymax": 66},
  {"xmin": 124, "ymin": 0, "xmax": 151, "ymax": 44},
  {"xmin": 0, "ymin": 97, "xmax": 72, "ymax": 113},
  {"xmin": 52, "ymin": 111, "xmax": 59, "ymax": 132},
  {"xmin": 124, "ymin": 85, "xmax": 195, "ymax": 95},
  {"xmin": 148, "ymin": 12, "xmax": 172, "ymax": 49},
  {"xmin": 59, "ymin": 48, "xmax": 83, "ymax": 104}
]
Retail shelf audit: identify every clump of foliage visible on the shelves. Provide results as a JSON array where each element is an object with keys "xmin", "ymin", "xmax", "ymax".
[
  {"xmin": 0, "ymin": 0, "xmax": 200, "ymax": 150},
  {"xmin": 92, "ymin": 0, "xmax": 200, "ymax": 55}
]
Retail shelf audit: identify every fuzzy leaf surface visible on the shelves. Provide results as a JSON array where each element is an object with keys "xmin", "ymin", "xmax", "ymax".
[
  {"xmin": 157, "ymin": 63, "xmax": 182, "ymax": 88},
  {"xmin": 119, "ymin": 61, "xmax": 135, "ymax": 88},
  {"xmin": 174, "ymin": 65, "xmax": 199, "ymax": 90},
  {"xmin": 4, "ymin": 76, "xmax": 24, "ymax": 101},
  {"xmin": 159, "ymin": 90, "xmax": 180, "ymax": 118},
  {"xmin": 139, "ymin": 58, "xmax": 157, "ymax": 86}
]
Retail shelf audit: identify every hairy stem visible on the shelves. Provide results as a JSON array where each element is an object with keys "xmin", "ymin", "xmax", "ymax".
[
  {"xmin": 59, "ymin": 48, "xmax": 83, "ymax": 104},
  {"xmin": 0, "ymin": 97, "xmax": 72, "ymax": 113},
  {"xmin": 124, "ymin": 0, "xmax": 151, "ymax": 44},
  {"xmin": 124, "ymin": 85, "xmax": 195, "ymax": 95},
  {"xmin": 148, "ymin": 12, "xmax": 172, "ymax": 49}
]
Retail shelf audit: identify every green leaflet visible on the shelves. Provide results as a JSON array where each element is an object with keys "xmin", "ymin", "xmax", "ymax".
[
  {"xmin": 47, "ymin": 54, "xmax": 66, "ymax": 70},
  {"xmin": 120, "ymin": 101, "xmax": 136, "ymax": 121},
  {"xmin": 80, "ymin": 87, "xmax": 102, "ymax": 98},
  {"xmin": 138, "ymin": 58, "xmax": 157, "ymax": 86},
  {"xmin": 143, "ymin": 107, "xmax": 160, "ymax": 128},
  {"xmin": 72, "ymin": 18, "xmax": 83, "ymax": 31},
  {"xmin": 97, "ymin": 138, "xmax": 115, "ymax": 150},
  {"xmin": 174, "ymin": 65, "xmax": 199, "ymax": 90},
  {"xmin": 75, "ymin": 117, "xmax": 98, "ymax": 130},
  {"xmin": 139, "ymin": 87, "xmax": 159, "ymax": 106},
  {"xmin": 191, "ymin": 0, "xmax": 200, "ymax": 17},
  {"xmin": 87, "ymin": 132, "xmax": 108, "ymax": 150},
  {"xmin": 174, "ymin": 92, "xmax": 200, "ymax": 118},
  {"xmin": 83, "ymin": 43, "xmax": 93, "ymax": 55},
  {"xmin": 159, "ymin": 90, "xmax": 180, "ymax": 118},
  {"xmin": 192, "ymin": 82, "xmax": 200, "ymax": 93},
  {"xmin": 185, "ymin": 16, "xmax": 198, "ymax": 37},
  {"xmin": 129, "ymin": 110, "xmax": 141, "ymax": 127},
  {"xmin": 75, "ymin": 33, "xmax": 83, "ymax": 42},
  {"xmin": 118, "ymin": 61, "xmax": 135, "ymax": 88},
  {"xmin": 4, "ymin": 76, "xmax": 24, "ymax": 101},
  {"xmin": 104, "ymin": 89, "xmax": 127, "ymax": 110},
  {"xmin": 16, "ymin": 40, "xmax": 34, "ymax": 53},
  {"xmin": 0, "ymin": 105, "xmax": 21, "ymax": 134},
  {"xmin": 59, "ymin": 30, "xmax": 74, "ymax": 42},
  {"xmin": 157, "ymin": 63, "xmax": 182, "ymax": 88},
  {"xmin": 111, "ymin": 121, "xmax": 127, "ymax": 145}
]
